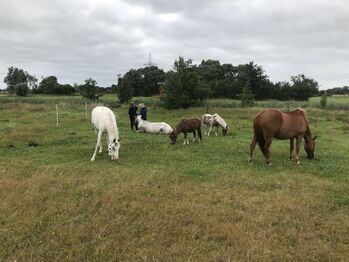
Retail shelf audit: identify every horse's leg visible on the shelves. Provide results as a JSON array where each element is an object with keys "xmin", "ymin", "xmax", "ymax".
[
  {"xmin": 99, "ymin": 137, "xmax": 103, "ymax": 153},
  {"xmin": 91, "ymin": 130, "xmax": 102, "ymax": 161},
  {"xmin": 215, "ymin": 126, "xmax": 218, "ymax": 136},
  {"xmin": 204, "ymin": 124, "xmax": 207, "ymax": 136},
  {"xmin": 295, "ymin": 135, "xmax": 303, "ymax": 165},
  {"xmin": 289, "ymin": 138, "xmax": 294, "ymax": 161},
  {"xmin": 208, "ymin": 124, "xmax": 213, "ymax": 136},
  {"xmin": 198, "ymin": 127, "xmax": 202, "ymax": 142},
  {"xmin": 263, "ymin": 137, "xmax": 273, "ymax": 166},
  {"xmin": 183, "ymin": 131, "xmax": 188, "ymax": 145},
  {"xmin": 248, "ymin": 135, "xmax": 257, "ymax": 164},
  {"xmin": 192, "ymin": 131, "xmax": 196, "ymax": 142}
]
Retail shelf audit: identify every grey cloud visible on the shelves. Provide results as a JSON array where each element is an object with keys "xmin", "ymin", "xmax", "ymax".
[{"xmin": 0, "ymin": 0, "xmax": 348, "ymax": 88}]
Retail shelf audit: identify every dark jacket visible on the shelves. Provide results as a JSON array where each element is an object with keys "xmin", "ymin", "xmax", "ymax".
[
  {"xmin": 128, "ymin": 106, "xmax": 137, "ymax": 117},
  {"xmin": 140, "ymin": 107, "xmax": 147, "ymax": 120}
]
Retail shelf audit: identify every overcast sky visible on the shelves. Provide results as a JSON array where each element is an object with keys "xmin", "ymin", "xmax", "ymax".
[{"xmin": 1, "ymin": 0, "xmax": 348, "ymax": 89}]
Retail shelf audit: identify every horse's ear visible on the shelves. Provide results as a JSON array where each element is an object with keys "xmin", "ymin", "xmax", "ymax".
[{"xmin": 313, "ymin": 136, "xmax": 317, "ymax": 141}]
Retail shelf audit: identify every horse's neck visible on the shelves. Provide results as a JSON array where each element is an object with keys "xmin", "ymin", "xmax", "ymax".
[
  {"xmin": 174, "ymin": 125, "xmax": 182, "ymax": 134},
  {"xmin": 304, "ymin": 124, "xmax": 312, "ymax": 142},
  {"xmin": 213, "ymin": 115, "xmax": 226, "ymax": 127},
  {"xmin": 106, "ymin": 123, "xmax": 119, "ymax": 142},
  {"xmin": 217, "ymin": 117, "xmax": 226, "ymax": 128}
]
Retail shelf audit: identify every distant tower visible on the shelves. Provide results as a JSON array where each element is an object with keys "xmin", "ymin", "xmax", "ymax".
[{"xmin": 144, "ymin": 53, "xmax": 157, "ymax": 67}]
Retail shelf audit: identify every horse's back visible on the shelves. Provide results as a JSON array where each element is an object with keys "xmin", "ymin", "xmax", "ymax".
[
  {"xmin": 254, "ymin": 110, "xmax": 282, "ymax": 131},
  {"xmin": 254, "ymin": 109, "xmax": 308, "ymax": 139},
  {"xmin": 179, "ymin": 117, "xmax": 201, "ymax": 131},
  {"xmin": 91, "ymin": 106, "xmax": 116, "ymax": 129},
  {"xmin": 201, "ymin": 114, "xmax": 213, "ymax": 125}
]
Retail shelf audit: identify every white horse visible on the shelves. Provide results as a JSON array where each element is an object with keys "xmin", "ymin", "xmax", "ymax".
[
  {"xmin": 91, "ymin": 106, "xmax": 120, "ymax": 161},
  {"xmin": 135, "ymin": 115, "xmax": 173, "ymax": 134},
  {"xmin": 201, "ymin": 113, "xmax": 228, "ymax": 136}
]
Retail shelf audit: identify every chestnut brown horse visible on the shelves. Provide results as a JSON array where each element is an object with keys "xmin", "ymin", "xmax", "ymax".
[
  {"xmin": 169, "ymin": 117, "xmax": 202, "ymax": 145},
  {"xmin": 248, "ymin": 109, "xmax": 317, "ymax": 165}
]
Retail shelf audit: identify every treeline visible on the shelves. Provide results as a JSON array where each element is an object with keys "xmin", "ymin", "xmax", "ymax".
[
  {"xmin": 118, "ymin": 57, "xmax": 320, "ymax": 108},
  {"xmin": 2, "ymin": 66, "xmax": 112, "ymax": 99},
  {"xmin": 321, "ymin": 86, "xmax": 349, "ymax": 95},
  {"xmin": 4, "ymin": 58, "xmax": 347, "ymax": 108}
]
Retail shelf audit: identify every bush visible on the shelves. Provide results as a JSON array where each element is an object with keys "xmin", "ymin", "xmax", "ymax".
[
  {"xmin": 14, "ymin": 82, "xmax": 30, "ymax": 97},
  {"xmin": 320, "ymin": 93, "xmax": 327, "ymax": 109}
]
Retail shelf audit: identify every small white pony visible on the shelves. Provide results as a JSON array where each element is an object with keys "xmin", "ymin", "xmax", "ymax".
[
  {"xmin": 201, "ymin": 113, "xmax": 228, "ymax": 136},
  {"xmin": 135, "ymin": 115, "xmax": 173, "ymax": 134},
  {"xmin": 91, "ymin": 106, "xmax": 120, "ymax": 161}
]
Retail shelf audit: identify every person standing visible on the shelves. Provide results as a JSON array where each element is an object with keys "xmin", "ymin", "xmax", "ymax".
[
  {"xmin": 128, "ymin": 102, "xmax": 138, "ymax": 131},
  {"xmin": 139, "ymin": 103, "xmax": 147, "ymax": 120}
]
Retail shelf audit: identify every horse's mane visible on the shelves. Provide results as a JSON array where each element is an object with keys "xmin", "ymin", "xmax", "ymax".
[{"xmin": 107, "ymin": 111, "xmax": 119, "ymax": 140}]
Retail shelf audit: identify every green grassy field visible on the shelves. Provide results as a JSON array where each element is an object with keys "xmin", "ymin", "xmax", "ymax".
[{"xmin": 0, "ymin": 96, "xmax": 348, "ymax": 261}]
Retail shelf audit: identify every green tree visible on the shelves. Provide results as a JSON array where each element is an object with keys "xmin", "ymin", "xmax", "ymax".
[
  {"xmin": 4, "ymin": 66, "xmax": 36, "ymax": 93},
  {"xmin": 80, "ymin": 78, "xmax": 102, "ymax": 100},
  {"xmin": 36, "ymin": 76, "xmax": 59, "ymax": 94},
  {"xmin": 196, "ymin": 60, "xmax": 238, "ymax": 98},
  {"xmin": 290, "ymin": 74, "xmax": 319, "ymax": 100},
  {"xmin": 14, "ymin": 82, "xmax": 30, "ymax": 97},
  {"xmin": 236, "ymin": 62, "xmax": 271, "ymax": 100},
  {"xmin": 238, "ymin": 80, "xmax": 255, "ymax": 108},
  {"xmin": 117, "ymin": 75, "xmax": 134, "ymax": 104},
  {"xmin": 121, "ymin": 66, "xmax": 165, "ymax": 97},
  {"xmin": 161, "ymin": 57, "xmax": 207, "ymax": 109},
  {"xmin": 140, "ymin": 66, "xmax": 165, "ymax": 96}
]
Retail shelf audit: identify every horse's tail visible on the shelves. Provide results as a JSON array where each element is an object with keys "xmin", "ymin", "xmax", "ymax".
[{"xmin": 254, "ymin": 122, "xmax": 265, "ymax": 154}]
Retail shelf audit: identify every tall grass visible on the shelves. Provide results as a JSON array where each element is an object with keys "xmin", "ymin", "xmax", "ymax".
[{"xmin": 2, "ymin": 94, "xmax": 348, "ymax": 110}]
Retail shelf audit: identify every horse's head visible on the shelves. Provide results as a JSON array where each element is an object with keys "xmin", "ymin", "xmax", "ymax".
[
  {"xmin": 304, "ymin": 136, "xmax": 317, "ymax": 159},
  {"xmin": 169, "ymin": 131, "xmax": 177, "ymax": 144},
  {"xmin": 222, "ymin": 126, "xmax": 228, "ymax": 136},
  {"xmin": 108, "ymin": 138, "xmax": 120, "ymax": 160}
]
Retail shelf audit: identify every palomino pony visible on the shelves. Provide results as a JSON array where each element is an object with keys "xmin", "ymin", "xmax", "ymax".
[
  {"xmin": 135, "ymin": 115, "xmax": 173, "ymax": 134},
  {"xmin": 248, "ymin": 109, "xmax": 317, "ymax": 165},
  {"xmin": 91, "ymin": 106, "xmax": 120, "ymax": 161},
  {"xmin": 169, "ymin": 117, "xmax": 202, "ymax": 145},
  {"xmin": 201, "ymin": 113, "xmax": 228, "ymax": 136}
]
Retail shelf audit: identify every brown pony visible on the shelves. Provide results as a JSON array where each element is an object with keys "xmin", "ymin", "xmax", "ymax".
[
  {"xmin": 169, "ymin": 117, "xmax": 202, "ymax": 145},
  {"xmin": 248, "ymin": 109, "xmax": 317, "ymax": 165}
]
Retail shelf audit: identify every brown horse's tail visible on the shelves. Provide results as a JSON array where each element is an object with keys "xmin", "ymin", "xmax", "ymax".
[{"xmin": 254, "ymin": 122, "xmax": 265, "ymax": 154}]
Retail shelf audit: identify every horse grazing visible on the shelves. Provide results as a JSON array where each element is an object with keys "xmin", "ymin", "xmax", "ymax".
[
  {"xmin": 135, "ymin": 115, "xmax": 173, "ymax": 134},
  {"xmin": 248, "ymin": 109, "xmax": 317, "ymax": 165},
  {"xmin": 91, "ymin": 106, "xmax": 120, "ymax": 161},
  {"xmin": 201, "ymin": 113, "xmax": 228, "ymax": 136},
  {"xmin": 169, "ymin": 117, "xmax": 202, "ymax": 145}
]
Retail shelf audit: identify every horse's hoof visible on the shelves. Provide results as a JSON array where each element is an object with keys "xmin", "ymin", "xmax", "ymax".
[
  {"xmin": 266, "ymin": 162, "xmax": 272, "ymax": 166},
  {"xmin": 296, "ymin": 161, "xmax": 300, "ymax": 165},
  {"xmin": 90, "ymin": 158, "xmax": 95, "ymax": 161}
]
